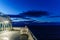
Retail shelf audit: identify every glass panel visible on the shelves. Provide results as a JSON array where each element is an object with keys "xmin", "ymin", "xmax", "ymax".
[
  {"xmin": 0, "ymin": 23, "xmax": 1, "ymax": 28},
  {"xmin": 3, "ymin": 23, "xmax": 12, "ymax": 31},
  {"xmin": 0, "ymin": 23, "xmax": 2, "ymax": 31},
  {"xmin": 0, "ymin": 23, "xmax": 4, "ymax": 31},
  {"xmin": 4, "ymin": 23, "xmax": 9, "ymax": 28}
]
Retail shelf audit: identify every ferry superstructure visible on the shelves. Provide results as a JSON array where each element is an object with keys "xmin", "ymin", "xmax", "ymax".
[{"xmin": 0, "ymin": 13, "xmax": 37, "ymax": 40}]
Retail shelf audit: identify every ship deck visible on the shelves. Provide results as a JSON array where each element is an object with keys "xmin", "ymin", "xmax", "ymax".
[{"xmin": 0, "ymin": 27, "xmax": 37, "ymax": 40}]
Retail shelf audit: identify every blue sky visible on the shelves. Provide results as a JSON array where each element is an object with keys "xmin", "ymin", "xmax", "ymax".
[{"xmin": 0, "ymin": 0, "xmax": 60, "ymax": 22}]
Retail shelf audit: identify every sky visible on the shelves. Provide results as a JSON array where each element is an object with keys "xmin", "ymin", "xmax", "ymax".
[{"xmin": 0, "ymin": 0, "xmax": 60, "ymax": 22}]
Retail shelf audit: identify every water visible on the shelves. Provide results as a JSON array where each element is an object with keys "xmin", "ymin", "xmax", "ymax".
[{"xmin": 29, "ymin": 25, "xmax": 60, "ymax": 40}]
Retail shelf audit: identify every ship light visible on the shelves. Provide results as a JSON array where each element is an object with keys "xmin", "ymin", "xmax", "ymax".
[
  {"xmin": 4, "ymin": 21, "xmax": 9, "ymax": 24},
  {"xmin": 2, "ymin": 37, "xmax": 9, "ymax": 40}
]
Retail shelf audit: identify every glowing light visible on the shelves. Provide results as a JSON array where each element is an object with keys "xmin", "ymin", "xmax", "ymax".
[
  {"xmin": 4, "ymin": 21, "xmax": 9, "ymax": 24},
  {"xmin": 2, "ymin": 37, "xmax": 9, "ymax": 40}
]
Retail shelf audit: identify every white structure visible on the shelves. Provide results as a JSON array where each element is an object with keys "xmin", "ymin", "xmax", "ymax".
[{"xmin": 0, "ymin": 14, "xmax": 12, "ymax": 31}]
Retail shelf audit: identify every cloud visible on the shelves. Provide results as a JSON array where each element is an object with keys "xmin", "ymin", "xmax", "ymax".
[{"xmin": 19, "ymin": 11, "xmax": 49, "ymax": 17}]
